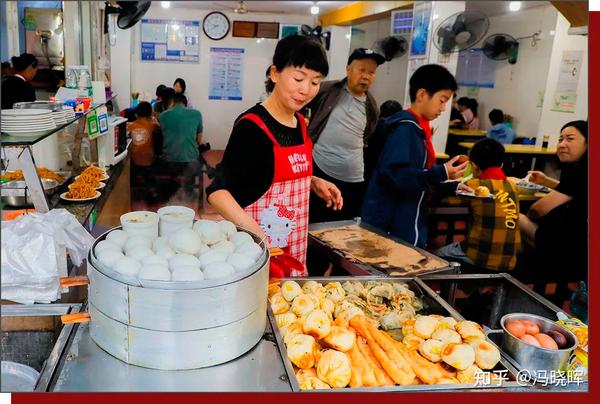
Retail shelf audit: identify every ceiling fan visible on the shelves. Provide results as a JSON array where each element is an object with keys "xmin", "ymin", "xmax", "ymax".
[{"xmin": 214, "ymin": 1, "xmax": 249, "ymax": 14}]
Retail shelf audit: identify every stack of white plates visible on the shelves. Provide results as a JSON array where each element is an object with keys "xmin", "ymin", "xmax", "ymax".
[
  {"xmin": 1, "ymin": 109, "xmax": 57, "ymax": 136},
  {"xmin": 62, "ymin": 106, "xmax": 76, "ymax": 121},
  {"xmin": 51, "ymin": 110, "xmax": 68, "ymax": 125}
]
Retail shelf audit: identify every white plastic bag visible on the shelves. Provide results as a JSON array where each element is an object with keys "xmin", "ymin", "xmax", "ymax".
[{"xmin": 1, "ymin": 209, "xmax": 94, "ymax": 304}]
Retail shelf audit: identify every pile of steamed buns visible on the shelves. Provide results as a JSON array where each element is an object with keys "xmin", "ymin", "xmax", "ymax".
[{"xmin": 93, "ymin": 220, "xmax": 263, "ymax": 282}]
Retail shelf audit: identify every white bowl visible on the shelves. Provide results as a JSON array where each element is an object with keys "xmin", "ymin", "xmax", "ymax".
[
  {"xmin": 120, "ymin": 211, "xmax": 159, "ymax": 238},
  {"xmin": 157, "ymin": 205, "xmax": 195, "ymax": 236}
]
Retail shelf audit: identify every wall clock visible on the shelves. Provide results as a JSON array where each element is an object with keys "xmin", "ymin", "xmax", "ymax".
[{"xmin": 203, "ymin": 11, "xmax": 230, "ymax": 40}]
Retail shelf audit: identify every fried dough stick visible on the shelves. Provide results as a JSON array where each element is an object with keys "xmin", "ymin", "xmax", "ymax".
[
  {"xmin": 355, "ymin": 335, "xmax": 394, "ymax": 386},
  {"xmin": 347, "ymin": 340, "xmax": 378, "ymax": 387}
]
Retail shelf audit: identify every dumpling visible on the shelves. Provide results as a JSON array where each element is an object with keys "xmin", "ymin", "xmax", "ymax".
[
  {"xmin": 218, "ymin": 220, "xmax": 237, "ymax": 239},
  {"xmin": 286, "ymin": 334, "xmax": 316, "ymax": 369},
  {"xmin": 138, "ymin": 264, "xmax": 171, "ymax": 281},
  {"xmin": 236, "ymin": 241, "xmax": 262, "ymax": 261},
  {"xmin": 438, "ymin": 317, "xmax": 458, "ymax": 330},
  {"xmin": 283, "ymin": 321, "xmax": 304, "ymax": 345},
  {"xmin": 303, "ymin": 309, "xmax": 332, "ymax": 339},
  {"xmin": 275, "ymin": 312, "xmax": 298, "ymax": 329},
  {"xmin": 229, "ymin": 231, "xmax": 253, "ymax": 247},
  {"xmin": 227, "ymin": 253, "xmax": 255, "ymax": 272},
  {"xmin": 197, "ymin": 250, "xmax": 229, "ymax": 269},
  {"xmin": 126, "ymin": 246, "xmax": 154, "ymax": 261},
  {"xmin": 302, "ymin": 281, "xmax": 327, "ymax": 299},
  {"xmin": 322, "ymin": 326, "xmax": 356, "ymax": 352},
  {"xmin": 281, "ymin": 280, "xmax": 303, "ymax": 302},
  {"xmin": 94, "ymin": 240, "xmax": 121, "ymax": 255},
  {"xmin": 171, "ymin": 265, "xmax": 204, "ymax": 281},
  {"xmin": 295, "ymin": 368, "xmax": 318, "ymax": 385},
  {"xmin": 419, "ymin": 338, "xmax": 445, "ymax": 363},
  {"xmin": 291, "ymin": 294, "xmax": 317, "ymax": 317},
  {"xmin": 299, "ymin": 376, "xmax": 331, "ymax": 390},
  {"xmin": 193, "ymin": 220, "xmax": 225, "ymax": 245},
  {"xmin": 141, "ymin": 254, "xmax": 169, "ymax": 267},
  {"xmin": 455, "ymin": 321, "xmax": 486, "ymax": 342},
  {"xmin": 441, "ymin": 343, "xmax": 476, "ymax": 371},
  {"xmin": 105, "ymin": 229, "xmax": 129, "ymax": 247},
  {"xmin": 169, "ymin": 228, "xmax": 204, "ymax": 255},
  {"xmin": 414, "ymin": 315, "xmax": 440, "ymax": 339},
  {"xmin": 195, "ymin": 243, "xmax": 210, "ymax": 257},
  {"xmin": 203, "ymin": 261, "xmax": 235, "ymax": 280},
  {"xmin": 210, "ymin": 240, "xmax": 235, "ymax": 255},
  {"xmin": 402, "ymin": 334, "xmax": 425, "ymax": 350},
  {"xmin": 152, "ymin": 236, "xmax": 169, "ymax": 252},
  {"xmin": 268, "ymin": 283, "xmax": 281, "ymax": 298},
  {"xmin": 270, "ymin": 293, "xmax": 290, "ymax": 315},
  {"xmin": 431, "ymin": 328, "xmax": 462, "ymax": 346},
  {"xmin": 124, "ymin": 235, "xmax": 153, "ymax": 253},
  {"xmin": 319, "ymin": 298, "xmax": 335, "ymax": 317},
  {"xmin": 316, "ymin": 349, "xmax": 352, "ymax": 388},
  {"xmin": 97, "ymin": 249, "xmax": 125, "ymax": 268},
  {"xmin": 325, "ymin": 282, "xmax": 345, "ymax": 302},
  {"xmin": 156, "ymin": 246, "xmax": 176, "ymax": 260},
  {"xmin": 169, "ymin": 254, "xmax": 201, "ymax": 271},
  {"xmin": 379, "ymin": 311, "xmax": 408, "ymax": 331},
  {"xmin": 402, "ymin": 319, "xmax": 416, "ymax": 337},
  {"xmin": 456, "ymin": 364, "xmax": 484, "ymax": 384},
  {"xmin": 113, "ymin": 256, "xmax": 141, "ymax": 276},
  {"xmin": 468, "ymin": 339, "xmax": 501, "ymax": 370}
]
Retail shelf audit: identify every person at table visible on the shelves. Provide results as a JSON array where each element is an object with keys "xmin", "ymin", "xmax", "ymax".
[
  {"xmin": 457, "ymin": 97, "xmax": 479, "ymax": 130},
  {"xmin": 306, "ymin": 48, "xmax": 385, "ymax": 223},
  {"xmin": 449, "ymin": 93, "xmax": 464, "ymax": 128},
  {"xmin": 361, "ymin": 64, "xmax": 471, "ymax": 248},
  {"xmin": 206, "ymin": 35, "xmax": 342, "ymax": 274},
  {"xmin": 486, "ymin": 108, "xmax": 515, "ymax": 144},
  {"xmin": 518, "ymin": 120, "xmax": 588, "ymax": 279},
  {"xmin": 128, "ymin": 102, "xmax": 161, "ymax": 198},
  {"xmin": 436, "ymin": 138, "xmax": 521, "ymax": 272},
  {"xmin": 153, "ymin": 86, "xmax": 174, "ymax": 116},
  {"xmin": 1, "ymin": 53, "xmax": 38, "ymax": 109},
  {"xmin": 173, "ymin": 77, "xmax": 193, "ymax": 109}
]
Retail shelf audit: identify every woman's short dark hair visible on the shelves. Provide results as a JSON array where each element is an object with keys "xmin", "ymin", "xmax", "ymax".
[
  {"xmin": 173, "ymin": 78, "xmax": 186, "ymax": 93},
  {"xmin": 264, "ymin": 65, "xmax": 275, "ymax": 94},
  {"xmin": 155, "ymin": 84, "xmax": 167, "ymax": 97},
  {"xmin": 135, "ymin": 101, "xmax": 153, "ymax": 118},
  {"xmin": 379, "ymin": 100, "xmax": 402, "ymax": 118},
  {"xmin": 271, "ymin": 35, "xmax": 328, "ymax": 81},
  {"xmin": 409, "ymin": 64, "xmax": 457, "ymax": 102},
  {"xmin": 561, "ymin": 120, "xmax": 588, "ymax": 141},
  {"xmin": 11, "ymin": 53, "xmax": 38, "ymax": 71},
  {"xmin": 470, "ymin": 138, "xmax": 505, "ymax": 170},
  {"xmin": 469, "ymin": 98, "xmax": 479, "ymax": 117}
]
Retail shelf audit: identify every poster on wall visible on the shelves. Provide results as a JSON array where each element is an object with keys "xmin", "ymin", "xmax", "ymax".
[
  {"xmin": 551, "ymin": 50, "xmax": 583, "ymax": 113},
  {"xmin": 456, "ymin": 49, "xmax": 496, "ymax": 88},
  {"xmin": 209, "ymin": 48, "xmax": 244, "ymax": 101},
  {"xmin": 141, "ymin": 19, "xmax": 200, "ymax": 63},
  {"xmin": 279, "ymin": 24, "xmax": 300, "ymax": 39},
  {"xmin": 409, "ymin": 1, "xmax": 432, "ymax": 59}
]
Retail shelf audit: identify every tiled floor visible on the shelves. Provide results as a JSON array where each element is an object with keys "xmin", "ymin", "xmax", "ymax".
[{"xmin": 131, "ymin": 150, "xmax": 224, "ymax": 220}]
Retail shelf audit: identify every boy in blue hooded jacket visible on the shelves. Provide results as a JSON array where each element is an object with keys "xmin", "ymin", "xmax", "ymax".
[
  {"xmin": 361, "ymin": 64, "xmax": 471, "ymax": 248},
  {"xmin": 486, "ymin": 108, "xmax": 516, "ymax": 144}
]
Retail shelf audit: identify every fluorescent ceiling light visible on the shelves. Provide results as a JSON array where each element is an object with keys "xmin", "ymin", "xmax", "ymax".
[
  {"xmin": 161, "ymin": 1, "xmax": 171, "ymax": 9},
  {"xmin": 509, "ymin": 2, "xmax": 521, "ymax": 12}
]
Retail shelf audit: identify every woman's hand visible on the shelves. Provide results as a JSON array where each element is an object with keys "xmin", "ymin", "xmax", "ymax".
[
  {"xmin": 527, "ymin": 170, "xmax": 547, "ymax": 185},
  {"xmin": 311, "ymin": 176, "xmax": 343, "ymax": 210}
]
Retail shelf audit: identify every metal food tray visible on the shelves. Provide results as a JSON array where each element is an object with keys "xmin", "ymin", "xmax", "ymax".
[
  {"xmin": 308, "ymin": 219, "xmax": 456, "ymax": 277},
  {"xmin": 267, "ymin": 276, "xmax": 521, "ymax": 392}
]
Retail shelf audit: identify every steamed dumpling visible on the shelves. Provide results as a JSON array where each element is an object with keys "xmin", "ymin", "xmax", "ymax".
[
  {"xmin": 169, "ymin": 228, "xmax": 204, "ymax": 255},
  {"xmin": 236, "ymin": 241, "xmax": 262, "ymax": 261},
  {"xmin": 124, "ymin": 235, "xmax": 153, "ymax": 253},
  {"xmin": 203, "ymin": 261, "xmax": 235, "ymax": 280},
  {"xmin": 105, "ymin": 229, "xmax": 128, "ymax": 247},
  {"xmin": 198, "ymin": 250, "xmax": 229, "ymax": 269},
  {"xmin": 169, "ymin": 254, "xmax": 201, "ymax": 271},
  {"xmin": 113, "ymin": 256, "xmax": 141, "ymax": 277},
  {"xmin": 97, "ymin": 249, "xmax": 125, "ymax": 268},
  {"xmin": 229, "ymin": 231, "xmax": 253, "ymax": 247},
  {"xmin": 95, "ymin": 240, "xmax": 121, "ymax": 255},
  {"xmin": 316, "ymin": 349, "xmax": 351, "ymax": 388},
  {"xmin": 138, "ymin": 264, "xmax": 171, "ymax": 281},
  {"xmin": 210, "ymin": 240, "xmax": 235, "ymax": 255},
  {"xmin": 218, "ymin": 220, "xmax": 237, "ymax": 238},
  {"xmin": 141, "ymin": 254, "xmax": 169, "ymax": 267},
  {"xmin": 152, "ymin": 237, "xmax": 170, "ymax": 252},
  {"xmin": 195, "ymin": 243, "xmax": 210, "ymax": 257},
  {"xmin": 172, "ymin": 265, "xmax": 205, "ymax": 281},
  {"xmin": 227, "ymin": 253, "xmax": 255, "ymax": 272},
  {"xmin": 156, "ymin": 246, "xmax": 176, "ymax": 260},
  {"xmin": 126, "ymin": 246, "xmax": 154, "ymax": 261},
  {"xmin": 193, "ymin": 220, "xmax": 225, "ymax": 245}
]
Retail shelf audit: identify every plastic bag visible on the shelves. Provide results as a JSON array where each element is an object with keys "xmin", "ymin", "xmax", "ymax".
[{"xmin": 1, "ymin": 209, "xmax": 94, "ymax": 304}]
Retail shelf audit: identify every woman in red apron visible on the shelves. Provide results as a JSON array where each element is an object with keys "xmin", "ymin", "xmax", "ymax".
[{"xmin": 207, "ymin": 35, "xmax": 342, "ymax": 276}]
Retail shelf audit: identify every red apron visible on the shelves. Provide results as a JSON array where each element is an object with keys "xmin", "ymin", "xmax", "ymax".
[{"xmin": 240, "ymin": 112, "xmax": 312, "ymax": 276}]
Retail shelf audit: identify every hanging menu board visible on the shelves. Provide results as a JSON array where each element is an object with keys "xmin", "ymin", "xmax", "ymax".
[
  {"xmin": 456, "ymin": 48, "xmax": 497, "ymax": 88},
  {"xmin": 209, "ymin": 48, "xmax": 244, "ymax": 101},
  {"xmin": 141, "ymin": 19, "xmax": 200, "ymax": 63}
]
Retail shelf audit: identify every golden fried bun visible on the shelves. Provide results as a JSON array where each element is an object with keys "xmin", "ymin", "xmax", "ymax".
[
  {"xmin": 437, "ymin": 317, "xmax": 458, "ymax": 330},
  {"xmin": 322, "ymin": 326, "xmax": 356, "ymax": 352},
  {"xmin": 325, "ymin": 282, "xmax": 346, "ymax": 303},
  {"xmin": 414, "ymin": 315, "xmax": 440, "ymax": 339},
  {"xmin": 319, "ymin": 298, "xmax": 335, "ymax": 317},
  {"xmin": 295, "ymin": 368, "xmax": 318, "ymax": 384},
  {"xmin": 475, "ymin": 186, "xmax": 490, "ymax": 197},
  {"xmin": 303, "ymin": 309, "xmax": 332, "ymax": 340},
  {"xmin": 469, "ymin": 339, "xmax": 501, "ymax": 370},
  {"xmin": 270, "ymin": 293, "xmax": 290, "ymax": 315},
  {"xmin": 301, "ymin": 280, "xmax": 320, "ymax": 294},
  {"xmin": 291, "ymin": 294, "xmax": 317, "ymax": 317},
  {"xmin": 431, "ymin": 328, "xmax": 462, "ymax": 346},
  {"xmin": 455, "ymin": 321, "xmax": 486, "ymax": 342},
  {"xmin": 402, "ymin": 334, "xmax": 425, "ymax": 350},
  {"xmin": 441, "ymin": 343, "xmax": 476, "ymax": 371},
  {"xmin": 419, "ymin": 338, "xmax": 445, "ymax": 363},
  {"xmin": 283, "ymin": 322, "xmax": 304, "ymax": 345},
  {"xmin": 268, "ymin": 283, "xmax": 281, "ymax": 298},
  {"xmin": 402, "ymin": 318, "xmax": 416, "ymax": 337},
  {"xmin": 316, "ymin": 349, "xmax": 352, "ymax": 388},
  {"xmin": 456, "ymin": 364, "xmax": 483, "ymax": 384},
  {"xmin": 281, "ymin": 280, "xmax": 303, "ymax": 302},
  {"xmin": 286, "ymin": 334, "xmax": 316, "ymax": 369},
  {"xmin": 299, "ymin": 376, "xmax": 332, "ymax": 390},
  {"xmin": 275, "ymin": 312, "xmax": 298, "ymax": 330}
]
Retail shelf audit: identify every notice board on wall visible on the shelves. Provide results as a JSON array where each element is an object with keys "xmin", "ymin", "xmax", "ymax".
[
  {"xmin": 456, "ymin": 48, "xmax": 497, "ymax": 88},
  {"xmin": 141, "ymin": 19, "xmax": 200, "ymax": 63}
]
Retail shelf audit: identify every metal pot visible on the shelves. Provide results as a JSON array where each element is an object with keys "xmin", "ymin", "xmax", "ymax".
[
  {"xmin": 500, "ymin": 313, "xmax": 578, "ymax": 377},
  {"xmin": 1, "ymin": 179, "xmax": 58, "ymax": 207}
]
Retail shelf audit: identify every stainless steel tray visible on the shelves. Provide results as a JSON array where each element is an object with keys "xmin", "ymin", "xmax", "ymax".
[
  {"xmin": 267, "ymin": 276, "xmax": 521, "ymax": 392},
  {"xmin": 308, "ymin": 219, "xmax": 456, "ymax": 277}
]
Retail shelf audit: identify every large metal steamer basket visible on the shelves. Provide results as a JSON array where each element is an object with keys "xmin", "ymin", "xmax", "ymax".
[{"xmin": 86, "ymin": 225, "xmax": 269, "ymax": 370}]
